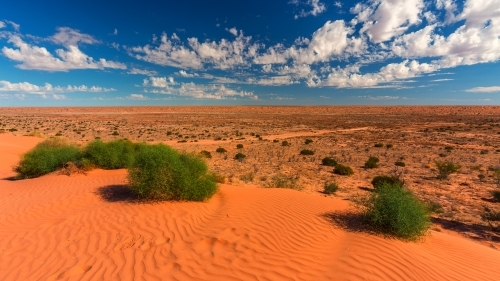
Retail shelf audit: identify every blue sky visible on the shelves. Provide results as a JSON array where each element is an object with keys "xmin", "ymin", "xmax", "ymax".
[{"xmin": 0, "ymin": 0, "xmax": 499, "ymax": 106}]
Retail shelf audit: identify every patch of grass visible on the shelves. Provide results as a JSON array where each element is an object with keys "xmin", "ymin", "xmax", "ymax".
[
  {"xmin": 239, "ymin": 172, "xmax": 254, "ymax": 183},
  {"xmin": 265, "ymin": 174, "xmax": 302, "ymax": 190},
  {"xmin": 395, "ymin": 161, "xmax": 405, "ymax": 167},
  {"xmin": 128, "ymin": 144, "xmax": 217, "ymax": 201},
  {"xmin": 323, "ymin": 181, "xmax": 339, "ymax": 194},
  {"xmin": 236, "ymin": 144, "xmax": 244, "ymax": 149},
  {"xmin": 364, "ymin": 156, "xmax": 379, "ymax": 169},
  {"xmin": 199, "ymin": 150, "xmax": 212, "ymax": 159},
  {"xmin": 234, "ymin": 153, "xmax": 246, "ymax": 161},
  {"xmin": 334, "ymin": 164, "xmax": 354, "ymax": 176},
  {"xmin": 435, "ymin": 161, "xmax": 461, "ymax": 180},
  {"xmin": 371, "ymin": 175, "xmax": 404, "ymax": 189},
  {"xmin": 425, "ymin": 200, "xmax": 444, "ymax": 214},
  {"xmin": 281, "ymin": 140, "xmax": 290, "ymax": 146},
  {"xmin": 305, "ymin": 139, "xmax": 313, "ymax": 144},
  {"xmin": 321, "ymin": 157, "xmax": 338, "ymax": 167},
  {"xmin": 362, "ymin": 183, "xmax": 431, "ymax": 240},
  {"xmin": 216, "ymin": 147, "xmax": 227, "ymax": 153},
  {"xmin": 300, "ymin": 149, "xmax": 314, "ymax": 155},
  {"xmin": 15, "ymin": 138, "xmax": 82, "ymax": 179},
  {"xmin": 481, "ymin": 207, "xmax": 500, "ymax": 231},
  {"xmin": 85, "ymin": 139, "xmax": 140, "ymax": 169}
]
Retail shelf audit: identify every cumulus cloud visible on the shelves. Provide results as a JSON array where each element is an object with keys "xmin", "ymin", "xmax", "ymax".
[
  {"xmin": 143, "ymin": 76, "xmax": 257, "ymax": 100},
  {"xmin": 431, "ymin": 78, "xmax": 454, "ymax": 82},
  {"xmin": 2, "ymin": 34, "xmax": 126, "ymax": 71},
  {"xmin": 176, "ymin": 70, "xmax": 199, "ymax": 77},
  {"xmin": 352, "ymin": 0, "xmax": 425, "ymax": 43},
  {"xmin": 127, "ymin": 94, "xmax": 149, "ymax": 100},
  {"xmin": 127, "ymin": 68, "xmax": 158, "ymax": 76},
  {"xmin": 0, "ymin": 80, "xmax": 116, "ymax": 96},
  {"xmin": 50, "ymin": 27, "xmax": 99, "ymax": 46},
  {"xmin": 0, "ymin": 21, "xmax": 5, "ymax": 29},
  {"xmin": 226, "ymin": 27, "xmax": 238, "ymax": 36},
  {"xmin": 4, "ymin": 20, "xmax": 20, "ymax": 31},
  {"xmin": 465, "ymin": 86, "xmax": 500, "ymax": 93},
  {"xmin": 290, "ymin": 0, "xmax": 327, "ymax": 19}
]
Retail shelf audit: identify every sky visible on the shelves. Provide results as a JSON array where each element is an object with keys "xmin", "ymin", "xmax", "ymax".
[{"xmin": 0, "ymin": 0, "xmax": 499, "ymax": 106}]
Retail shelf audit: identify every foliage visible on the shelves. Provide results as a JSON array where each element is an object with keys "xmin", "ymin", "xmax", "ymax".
[
  {"xmin": 234, "ymin": 153, "xmax": 246, "ymax": 161},
  {"xmin": 84, "ymin": 139, "xmax": 139, "ymax": 169},
  {"xmin": 239, "ymin": 172, "xmax": 255, "ymax": 183},
  {"xmin": 364, "ymin": 156, "xmax": 380, "ymax": 169},
  {"xmin": 300, "ymin": 149, "xmax": 315, "ymax": 155},
  {"xmin": 216, "ymin": 147, "xmax": 227, "ymax": 153},
  {"xmin": 362, "ymin": 183, "xmax": 431, "ymax": 240},
  {"xmin": 321, "ymin": 157, "xmax": 338, "ymax": 167},
  {"xmin": 128, "ymin": 144, "xmax": 217, "ymax": 201},
  {"xmin": 492, "ymin": 190, "xmax": 500, "ymax": 202},
  {"xmin": 15, "ymin": 138, "xmax": 82, "ymax": 179},
  {"xmin": 199, "ymin": 150, "xmax": 212, "ymax": 158},
  {"xmin": 305, "ymin": 139, "xmax": 313, "ymax": 144},
  {"xmin": 236, "ymin": 144, "xmax": 244, "ymax": 149},
  {"xmin": 374, "ymin": 143, "xmax": 384, "ymax": 148},
  {"xmin": 435, "ymin": 161, "xmax": 461, "ymax": 180},
  {"xmin": 480, "ymin": 207, "xmax": 500, "ymax": 231},
  {"xmin": 333, "ymin": 164, "xmax": 354, "ymax": 176},
  {"xmin": 371, "ymin": 175, "xmax": 404, "ymax": 189},
  {"xmin": 323, "ymin": 181, "xmax": 339, "ymax": 194},
  {"xmin": 395, "ymin": 161, "xmax": 406, "ymax": 167},
  {"xmin": 281, "ymin": 140, "xmax": 290, "ymax": 146}
]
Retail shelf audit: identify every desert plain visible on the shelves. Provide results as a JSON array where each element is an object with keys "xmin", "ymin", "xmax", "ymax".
[{"xmin": 1, "ymin": 106, "xmax": 500, "ymax": 280}]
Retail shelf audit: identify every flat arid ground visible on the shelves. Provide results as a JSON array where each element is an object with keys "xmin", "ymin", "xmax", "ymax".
[{"xmin": 1, "ymin": 106, "xmax": 500, "ymax": 280}]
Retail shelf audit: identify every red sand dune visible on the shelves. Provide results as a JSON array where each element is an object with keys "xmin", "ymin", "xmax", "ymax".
[{"xmin": 0, "ymin": 134, "xmax": 499, "ymax": 281}]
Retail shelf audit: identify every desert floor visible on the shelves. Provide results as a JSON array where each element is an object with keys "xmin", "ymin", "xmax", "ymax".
[{"xmin": 1, "ymin": 106, "xmax": 500, "ymax": 280}]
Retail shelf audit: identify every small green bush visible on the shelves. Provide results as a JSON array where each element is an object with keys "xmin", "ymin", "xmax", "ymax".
[
  {"xmin": 85, "ymin": 139, "xmax": 139, "ymax": 169},
  {"xmin": 265, "ymin": 174, "xmax": 302, "ymax": 190},
  {"xmin": 112, "ymin": 131, "xmax": 119, "ymax": 136},
  {"xmin": 236, "ymin": 144, "xmax": 244, "ymax": 149},
  {"xmin": 128, "ymin": 144, "xmax": 217, "ymax": 201},
  {"xmin": 273, "ymin": 139, "xmax": 279, "ymax": 143},
  {"xmin": 281, "ymin": 141, "xmax": 290, "ymax": 146},
  {"xmin": 234, "ymin": 153, "xmax": 246, "ymax": 161},
  {"xmin": 322, "ymin": 157, "xmax": 338, "ymax": 167},
  {"xmin": 374, "ymin": 143, "xmax": 384, "ymax": 148},
  {"xmin": 395, "ymin": 161, "xmax": 406, "ymax": 167},
  {"xmin": 216, "ymin": 147, "xmax": 227, "ymax": 153},
  {"xmin": 199, "ymin": 150, "xmax": 212, "ymax": 159},
  {"xmin": 334, "ymin": 164, "xmax": 354, "ymax": 176},
  {"xmin": 239, "ymin": 172, "xmax": 254, "ymax": 183},
  {"xmin": 386, "ymin": 144, "xmax": 393, "ymax": 149},
  {"xmin": 364, "ymin": 156, "xmax": 379, "ymax": 169},
  {"xmin": 371, "ymin": 175, "xmax": 404, "ymax": 189},
  {"xmin": 15, "ymin": 138, "xmax": 82, "ymax": 179},
  {"xmin": 492, "ymin": 190, "xmax": 500, "ymax": 202},
  {"xmin": 362, "ymin": 183, "xmax": 431, "ymax": 240},
  {"xmin": 300, "ymin": 149, "xmax": 314, "ymax": 155},
  {"xmin": 435, "ymin": 161, "xmax": 461, "ymax": 180},
  {"xmin": 305, "ymin": 139, "xmax": 313, "ymax": 144},
  {"xmin": 324, "ymin": 182, "xmax": 339, "ymax": 194}
]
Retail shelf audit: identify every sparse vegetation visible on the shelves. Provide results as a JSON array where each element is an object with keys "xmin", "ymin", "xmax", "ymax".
[
  {"xmin": 395, "ymin": 161, "xmax": 405, "ymax": 167},
  {"xmin": 300, "ymin": 149, "xmax": 314, "ymax": 155},
  {"xmin": 281, "ymin": 140, "xmax": 290, "ymax": 146},
  {"xmin": 334, "ymin": 164, "xmax": 354, "ymax": 176},
  {"xmin": 362, "ymin": 183, "xmax": 431, "ymax": 240},
  {"xmin": 321, "ymin": 157, "xmax": 338, "ymax": 167},
  {"xmin": 435, "ymin": 161, "xmax": 461, "ymax": 180},
  {"xmin": 128, "ymin": 144, "xmax": 217, "ymax": 201},
  {"xmin": 216, "ymin": 147, "xmax": 227, "ymax": 153},
  {"xmin": 374, "ymin": 143, "xmax": 384, "ymax": 148},
  {"xmin": 199, "ymin": 150, "xmax": 212, "ymax": 158},
  {"xmin": 364, "ymin": 156, "xmax": 379, "ymax": 169},
  {"xmin": 239, "ymin": 172, "xmax": 254, "ymax": 183},
  {"xmin": 305, "ymin": 139, "xmax": 313, "ymax": 144},
  {"xmin": 323, "ymin": 181, "xmax": 339, "ymax": 194},
  {"xmin": 371, "ymin": 175, "xmax": 404, "ymax": 189},
  {"xmin": 481, "ymin": 207, "xmax": 500, "ymax": 231},
  {"xmin": 492, "ymin": 190, "xmax": 500, "ymax": 202},
  {"xmin": 265, "ymin": 174, "xmax": 302, "ymax": 190},
  {"xmin": 234, "ymin": 152, "xmax": 246, "ymax": 161},
  {"xmin": 236, "ymin": 144, "xmax": 244, "ymax": 149}
]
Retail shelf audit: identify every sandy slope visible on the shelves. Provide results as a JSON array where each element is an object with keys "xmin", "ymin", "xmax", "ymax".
[{"xmin": 0, "ymin": 134, "xmax": 499, "ymax": 281}]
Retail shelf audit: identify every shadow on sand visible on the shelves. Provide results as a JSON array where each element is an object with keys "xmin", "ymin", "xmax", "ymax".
[
  {"xmin": 95, "ymin": 185, "xmax": 143, "ymax": 203},
  {"xmin": 431, "ymin": 217, "xmax": 500, "ymax": 243}
]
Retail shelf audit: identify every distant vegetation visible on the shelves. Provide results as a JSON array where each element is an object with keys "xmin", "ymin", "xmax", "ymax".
[
  {"xmin": 333, "ymin": 164, "xmax": 354, "ymax": 176},
  {"xmin": 300, "ymin": 149, "xmax": 315, "ymax": 155},
  {"xmin": 321, "ymin": 157, "xmax": 338, "ymax": 167}
]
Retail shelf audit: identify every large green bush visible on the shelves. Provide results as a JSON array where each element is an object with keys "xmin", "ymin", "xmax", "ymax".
[
  {"xmin": 362, "ymin": 183, "xmax": 430, "ymax": 240},
  {"xmin": 128, "ymin": 144, "xmax": 217, "ymax": 201},
  {"xmin": 84, "ymin": 139, "xmax": 139, "ymax": 169},
  {"xmin": 15, "ymin": 138, "xmax": 82, "ymax": 179}
]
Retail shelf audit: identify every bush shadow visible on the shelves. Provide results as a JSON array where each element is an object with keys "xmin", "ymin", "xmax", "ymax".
[
  {"xmin": 431, "ymin": 217, "xmax": 500, "ymax": 242},
  {"xmin": 95, "ymin": 185, "xmax": 143, "ymax": 204},
  {"xmin": 321, "ymin": 211, "xmax": 376, "ymax": 236}
]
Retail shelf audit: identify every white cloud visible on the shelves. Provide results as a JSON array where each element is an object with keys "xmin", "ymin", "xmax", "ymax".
[
  {"xmin": 50, "ymin": 27, "xmax": 98, "ymax": 46},
  {"xmin": 0, "ymin": 81, "xmax": 116, "ymax": 97},
  {"xmin": 436, "ymin": 0, "xmax": 458, "ymax": 23},
  {"xmin": 291, "ymin": 0, "xmax": 327, "ymax": 19},
  {"xmin": 226, "ymin": 27, "xmax": 238, "ymax": 36},
  {"xmin": 114, "ymin": 28, "xmax": 118, "ymax": 35},
  {"xmin": 465, "ymin": 86, "xmax": 500, "ymax": 93},
  {"xmin": 127, "ymin": 68, "xmax": 158, "ymax": 76},
  {"xmin": 352, "ymin": 0, "xmax": 425, "ymax": 43},
  {"xmin": 176, "ymin": 70, "xmax": 199, "ymax": 77},
  {"xmin": 2, "ymin": 35, "xmax": 126, "ymax": 71},
  {"xmin": 4, "ymin": 20, "xmax": 20, "ymax": 31},
  {"xmin": 334, "ymin": 2, "xmax": 342, "ymax": 8},
  {"xmin": 127, "ymin": 94, "xmax": 149, "ymax": 100},
  {"xmin": 431, "ymin": 78, "xmax": 454, "ymax": 82},
  {"xmin": 355, "ymin": 95, "xmax": 400, "ymax": 100},
  {"xmin": 247, "ymin": 75, "xmax": 297, "ymax": 86},
  {"xmin": 144, "ymin": 76, "xmax": 257, "ymax": 100},
  {"xmin": 0, "ymin": 21, "xmax": 5, "ymax": 29}
]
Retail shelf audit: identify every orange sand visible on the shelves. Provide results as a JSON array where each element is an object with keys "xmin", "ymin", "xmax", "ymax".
[{"xmin": 1, "ymin": 134, "xmax": 499, "ymax": 281}]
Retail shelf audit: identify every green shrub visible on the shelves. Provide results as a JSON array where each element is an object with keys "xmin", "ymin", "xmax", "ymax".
[
  {"xmin": 281, "ymin": 141, "xmax": 290, "ymax": 146},
  {"xmin": 273, "ymin": 139, "xmax": 279, "ymax": 143},
  {"xmin": 112, "ymin": 131, "xmax": 119, "ymax": 136},
  {"xmin": 234, "ymin": 153, "xmax": 246, "ymax": 161},
  {"xmin": 85, "ymin": 139, "xmax": 139, "ymax": 169},
  {"xmin": 386, "ymin": 144, "xmax": 393, "ymax": 149},
  {"xmin": 199, "ymin": 150, "xmax": 212, "ymax": 159},
  {"xmin": 322, "ymin": 157, "xmax": 338, "ymax": 167},
  {"xmin": 236, "ymin": 144, "xmax": 244, "ymax": 149},
  {"xmin": 395, "ymin": 161, "xmax": 406, "ymax": 167},
  {"xmin": 128, "ymin": 144, "xmax": 217, "ymax": 201},
  {"xmin": 300, "ymin": 149, "xmax": 314, "ymax": 155},
  {"xmin": 362, "ymin": 183, "xmax": 431, "ymax": 240},
  {"xmin": 435, "ymin": 161, "xmax": 461, "ymax": 180},
  {"xmin": 265, "ymin": 174, "xmax": 302, "ymax": 190},
  {"xmin": 334, "ymin": 164, "xmax": 354, "ymax": 176},
  {"xmin": 324, "ymin": 181, "xmax": 339, "ymax": 194},
  {"xmin": 364, "ymin": 156, "xmax": 379, "ymax": 169},
  {"xmin": 445, "ymin": 146, "xmax": 453, "ymax": 152},
  {"xmin": 374, "ymin": 143, "xmax": 384, "ymax": 148},
  {"xmin": 371, "ymin": 175, "xmax": 404, "ymax": 189},
  {"xmin": 15, "ymin": 138, "xmax": 82, "ymax": 179},
  {"xmin": 305, "ymin": 139, "xmax": 313, "ymax": 144},
  {"xmin": 481, "ymin": 207, "xmax": 500, "ymax": 231},
  {"xmin": 239, "ymin": 172, "xmax": 254, "ymax": 183},
  {"xmin": 426, "ymin": 200, "xmax": 443, "ymax": 214},
  {"xmin": 216, "ymin": 147, "xmax": 227, "ymax": 153},
  {"xmin": 492, "ymin": 190, "xmax": 500, "ymax": 202}
]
